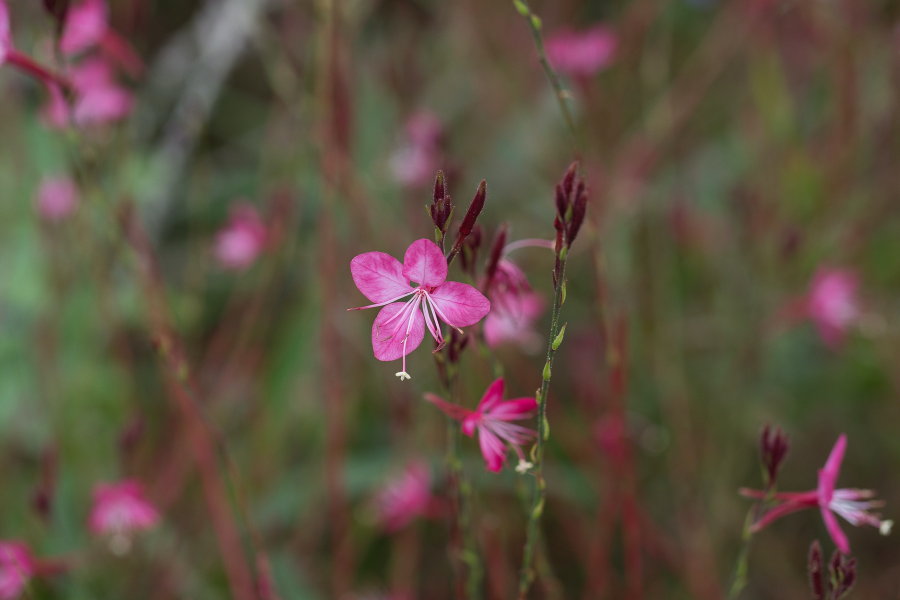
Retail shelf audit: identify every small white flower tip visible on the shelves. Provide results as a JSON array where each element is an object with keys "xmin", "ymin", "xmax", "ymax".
[
  {"xmin": 515, "ymin": 460, "xmax": 534, "ymax": 474},
  {"xmin": 395, "ymin": 371, "xmax": 412, "ymax": 381},
  {"xmin": 881, "ymin": 520, "xmax": 893, "ymax": 536},
  {"xmin": 109, "ymin": 533, "xmax": 132, "ymax": 556}
]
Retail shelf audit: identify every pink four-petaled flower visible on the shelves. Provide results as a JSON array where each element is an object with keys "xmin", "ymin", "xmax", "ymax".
[
  {"xmin": 741, "ymin": 434, "xmax": 891, "ymax": 555},
  {"xmin": 0, "ymin": 542, "xmax": 32, "ymax": 600},
  {"xmin": 89, "ymin": 479, "xmax": 160, "ymax": 538},
  {"xmin": 807, "ymin": 268, "xmax": 861, "ymax": 348},
  {"xmin": 350, "ymin": 238, "xmax": 490, "ymax": 380},
  {"xmin": 426, "ymin": 378, "xmax": 538, "ymax": 473},
  {"xmin": 545, "ymin": 25, "xmax": 618, "ymax": 77},
  {"xmin": 373, "ymin": 461, "xmax": 433, "ymax": 532},
  {"xmin": 484, "ymin": 258, "xmax": 544, "ymax": 349},
  {"xmin": 215, "ymin": 203, "xmax": 268, "ymax": 270}
]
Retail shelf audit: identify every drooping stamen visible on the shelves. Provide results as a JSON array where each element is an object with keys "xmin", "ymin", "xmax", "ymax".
[
  {"xmin": 502, "ymin": 238, "xmax": 556, "ymax": 256},
  {"xmin": 395, "ymin": 296, "xmax": 421, "ymax": 381}
]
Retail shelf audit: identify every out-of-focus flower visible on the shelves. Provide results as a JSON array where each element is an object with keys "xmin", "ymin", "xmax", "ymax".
[
  {"xmin": 373, "ymin": 462, "xmax": 432, "ymax": 532},
  {"xmin": 59, "ymin": 0, "xmax": 107, "ymax": 55},
  {"xmin": 426, "ymin": 378, "xmax": 537, "ymax": 472},
  {"xmin": 40, "ymin": 83, "xmax": 70, "ymax": 128},
  {"xmin": 0, "ymin": 542, "xmax": 33, "ymax": 600},
  {"xmin": 349, "ymin": 239, "xmax": 490, "ymax": 381},
  {"xmin": 807, "ymin": 268, "xmax": 861, "ymax": 348},
  {"xmin": 0, "ymin": 1, "xmax": 10, "ymax": 67},
  {"xmin": 36, "ymin": 176, "xmax": 79, "ymax": 221},
  {"xmin": 69, "ymin": 56, "xmax": 133, "ymax": 126},
  {"xmin": 390, "ymin": 111, "xmax": 442, "ymax": 188},
  {"xmin": 484, "ymin": 257, "xmax": 545, "ymax": 349},
  {"xmin": 89, "ymin": 480, "xmax": 160, "ymax": 554},
  {"xmin": 545, "ymin": 25, "xmax": 617, "ymax": 77},
  {"xmin": 741, "ymin": 434, "xmax": 891, "ymax": 555},
  {"xmin": 214, "ymin": 203, "xmax": 268, "ymax": 271}
]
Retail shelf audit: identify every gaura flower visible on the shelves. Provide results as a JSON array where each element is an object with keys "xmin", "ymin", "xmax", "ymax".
[
  {"xmin": 36, "ymin": 176, "xmax": 79, "ymax": 221},
  {"xmin": 89, "ymin": 480, "xmax": 160, "ymax": 554},
  {"xmin": 807, "ymin": 268, "xmax": 861, "ymax": 348},
  {"xmin": 425, "ymin": 378, "xmax": 537, "ymax": 473},
  {"xmin": 60, "ymin": 0, "xmax": 143, "ymax": 77},
  {"xmin": 373, "ymin": 461, "xmax": 433, "ymax": 532},
  {"xmin": 389, "ymin": 111, "xmax": 442, "ymax": 188},
  {"xmin": 68, "ymin": 56, "xmax": 134, "ymax": 126},
  {"xmin": 484, "ymin": 258, "xmax": 544, "ymax": 350},
  {"xmin": 214, "ymin": 203, "xmax": 268, "ymax": 270},
  {"xmin": 0, "ymin": 542, "xmax": 33, "ymax": 600},
  {"xmin": 349, "ymin": 239, "xmax": 490, "ymax": 380},
  {"xmin": 545, "ymin": 25, "xmax": 617, "ymax": 78},
  {"xmin": 741, "ymin": 434, "xmax": 891, "ymax": 555}
]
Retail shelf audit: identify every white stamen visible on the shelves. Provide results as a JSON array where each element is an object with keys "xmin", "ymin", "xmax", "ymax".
[
  {"xmin": 881, "ymin": 520, "xmax": 893, "ymax": 535},
  {"xmin": 515, "ymin": 460, "xmax": 533, "ymax": 474},
  {"xmin": 395, "ymin": 371, "xmax": 411, "ymax": 381}
]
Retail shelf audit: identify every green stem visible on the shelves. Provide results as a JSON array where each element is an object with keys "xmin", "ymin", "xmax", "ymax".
[
  {"xmin": 517, "ymin": 256, "xmax": 567, "ymax": 600},
  {"xmin": 727, "ymin": 507, "xmax": 757, "ymax": 599}
]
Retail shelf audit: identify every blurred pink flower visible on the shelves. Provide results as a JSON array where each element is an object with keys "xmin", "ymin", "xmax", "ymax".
[
  {"xmin": 426, "ymin": 378, "xmax": 537, "ymax": 473},
  {"xmin": 373, "ymin": 462, "xmax": 432, "ymax": 532},
  {"xmin": 484, "ymin": 259, "xmax": 545, "ymax": 349},
  {"xmin": 807, "ymin": 268, "xmax": 861, "ymax": 348},
  {"xmin": 89, "ymin": 479, "xmax": 160, "ymax": 537},
  {"xmin": 390, "ymin": 111, "xmax": 442, "ymax": 188},
  {"xmin": 349, "ymin": 239, "xmax": 490, "ymax": 381},
  {"xmin": 0, "ymin": 1, "xmax": 10, "ymax": 67},
  {"xmin": 60, "ymin": 0, "xmax": 108, "ymax": 56},
  {"xmin": 741, "ymin": 434, "xmax": 891, "ymax": 555},
  {"xmin": 215, "ymin": 203, "xmax": 268, "ymax": 271},
  {"xmin": 545, "ymin": 25, "xmax": 617, "ymax": 77},
  {"xmin": 36, "ymin": 176, "xmax": 79, "ymax": 221},
  {"xmin": 40, "ymin": 83, "xmax": 70, "ymax": 128},
  {"xmin": 0, "ymin": 542, "xmax": 33, "ymax": 600},
  {"xmin": 69, "ymin": 56, "xmax": 134, "ymax": 126}
]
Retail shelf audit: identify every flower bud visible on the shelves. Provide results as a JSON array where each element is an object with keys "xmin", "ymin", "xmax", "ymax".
[
  {"xmin": 808, "ymin": 541, "xmax": 824, "ymax": 600},
  {"xmin": 759, "ymin": 423, "xmax": 790, "ymax": 489},
  {"xmin": 566, "ymin": 177, "xmax": 587, "ymax": 247},
  {"xmin": 458, "ymin": 179, "xmax": 486, "ymax": 237},
  {"xmin": 483, "ymin": 223, "xmax": 508, "ymax": 291}
]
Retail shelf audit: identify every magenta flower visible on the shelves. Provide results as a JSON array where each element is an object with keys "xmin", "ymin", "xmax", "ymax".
[
  {"xmin": 0, "ymin": 1, "xmax": 10, "ymax": 68},
  {"xmin": 89, "ymin": 480, "xmax": 160, "ymax": 540},
  {"xmin": 349, "ymin": 238, "xmax": 490, "ymax": 380},
  {"xmin": 545, "ymin": 25, "xmax": 617, "ymax": 77},
  {"xmin": 807, "ymin": 268, "xmax": 861, "ymax": 348},
  {"xmin": 741, "ymin": 434, "xmax": 891, "ymax": 554},
  {"xmin": 389, "ymin": 111, "xmax": 442, "ymax": 188},
  {"xmin": 40, "ymin": 83, "xmax": 70, "ymax": 129},
  {"xmin": 36, "ymin": 176, "xmax": 79, "ymax": 221},
  {"xmin": 60, "ymin": 0, "xmax": 108, "ymax": 56},
  {"xmin": 0, "ymin": 542, "xmax": 33, "ymax": 600},
  {"xmin": 426, "ymin": 378, "xmax": 538, "ymax": 473},
  {"xmin": 373, "ymin": 461, "xmax": 433, "ymax": 532},
  {"xmin": 484, "ymin": 259, "xmax": 544, "ymax": 349},
  {"xmin": 69, "ymin": 56, "xmax": 134, "ymax": 126},
  {"xmin": 214, "ymin": 203, "xmax": 268, "ymax": 270}
]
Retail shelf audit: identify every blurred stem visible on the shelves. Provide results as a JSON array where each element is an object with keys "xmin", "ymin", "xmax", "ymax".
[
  {"xmin": 512, "ymin": 1, "xmax": 580, "ymax": 159},
  {"xmin": 517, "ymin": 255, "xmax": 568, "ymax": 600},
  {"xmin": 727, "ymin": 510, "xmax": 756, "ymax": 599}
]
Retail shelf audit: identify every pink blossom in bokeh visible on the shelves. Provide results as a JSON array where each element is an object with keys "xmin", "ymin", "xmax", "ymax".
[
  {"xmin": 0, "ymin": 542, "xmax": 33, "ymax": 600},
  {"xmin": 484, "ymin": 259, "xmax": 545, "ymax": 349},
  {"xmin": 36, "ymin": 176, "xmax": 79, "ymax": 221},
  {"xmin": 40, "ymin": 83, "xmax": 70, "ymax": 129},
  {"xmin": 215, "ymin": 203, "xmax": 268, "ymax": 271},
  {"xmin": 373, "ymin": 461, "xmax": 432, "ymax": 532},
  {"xmin": 0, "ymin": 1, "xmax": 10, "ymax": 67},
  {"xmin": 807, "ymin": 268, "xmax": 861, "ymax": 348},
  {"xmin": 742, "ymin": 434, "xmax": 891, "ymax": 555},
  {"xmin": 426, "ymin": 378, "xmax": 537, "ymax": 473},
  {"xmin": 545, "ymin": 25, "xmax": 617, "ymax": 77},
  {"xmin": 89, "ymin": 480, "xmax": 160, "ymax": 538},
  {"xmin": 349, "ymin": 238, "xmax": 490, "ymax": 381},
  {"xmin": 59, "ymin": 0, "xmax": 108, "ymax": 56},
  {"xmin": 69, "ymin": 56, "xmax": 134, "ymax": 126},
  {"xmin": 390, "ymin": 111, "xmax": 442, "ymax": 188}
]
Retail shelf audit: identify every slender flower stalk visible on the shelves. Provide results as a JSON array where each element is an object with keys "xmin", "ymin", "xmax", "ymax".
[{"xmin": 517, "ymin": 162, "xmax": 587, "ymax": 599}]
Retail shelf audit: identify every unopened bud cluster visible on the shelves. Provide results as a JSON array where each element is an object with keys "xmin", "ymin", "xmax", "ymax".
[
  {"xmin": 759, "ymin": 423, "xmax": 790, "ymax": 490},
  {"xmin": 808, "ymin": 540, "xmax": 856, "ymax": 600}
]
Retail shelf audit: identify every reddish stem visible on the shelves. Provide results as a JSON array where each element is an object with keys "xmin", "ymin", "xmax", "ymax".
[{"xmin": 5, "ymin": 50, "xmax": 71, "ymax": 89}]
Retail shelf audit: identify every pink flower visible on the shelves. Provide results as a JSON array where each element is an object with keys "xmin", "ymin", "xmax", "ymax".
[
  {"xmin": 36, "ymin": 176, "xmax": 79, "ymax": 221},
  {"xmin": 741, "ymin": 435, "xmax": 891, "ymax": 555},
  {"xmin": 89, "ymin": 480, "xmax": 160, "ymax": 538},
  {"xmin": 426, "ymin": 378, "xmax": 537, "ymax": 472},
  {"xmin": 214, "ymin": 203, "xmax": 268, "ymax": 270},
  {"xmin": 484, "ymin": 259, "xmax": 544, "ymax": 349},
  {"xmin": 60, "ymin": 0, "xmax": 108, "ymax": 56},
  {"xmin": 349, "ymin": 239, "xmax": 490, "ymax": 380},
  {"xmin": 807, "ymin": 268, "xmax": 861, "ymax": 348},
  {"xmin": 69, "ymin": 56, "xmax": 134, "ymax": 126},
  {"xmin": 390, "ymin": 111, "xmax": 442, "ymax": 188},
  {"xmin": 41, "ymin": 83, "xmax": 70, "ymax": 128},
  {"xmin": 545, "ymin": 25, "xmax": 617, "ymax": 77},
  {"xmin": 0, "ymin": 1, "xmax": 10, "ymax": 67},
  {"xmin": 0, "ymin": 542, "xmax": 33, "ymax": 600},
  {"xmin": 373, "ymin": 462, "xmax": 432, "ymax": 532}
]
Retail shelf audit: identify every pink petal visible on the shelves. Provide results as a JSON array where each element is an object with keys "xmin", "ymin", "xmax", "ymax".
[
  {"xmin": 351, "ymin": 252, "xmax": 413, "ymax": 304},
  {"xmin": 483, "ymin": 292, "xmax": 544, "ymax": 348},
  {"xmin": 821, "ymin": 506, "xmax": 850, "ymax": 555},
  {"xmin": 36, "ymin": 176, "xmax": 79, "ymax": 221},
  {"xmin": 477, "ymin": 378, "xmax": 506, "ymax": 413},
  {"xmin": 545, "ymin": 25, "xmax": 617, "ymax": 77},
  {"xmin": 488, "ymin": 398, "xmax": 538, "ymax": 420},
  {"xmin": 0, "ymin": 0, "xmax": 10, "ymax": 66},
  {"xmin": 429, "ymin": 282, "xmax": 490, "ymax": 328},
  {"xmin": 818, "ymin": 434, "xmax": 846, "ymax": 506},
  {"xmin": 41, "ymin": 83, "xmax": 70, "ymax": 129},
  {"xmin": 477, "ymin": 426, "xmax": 507, "ymax": 473},
  {"xmin": 73, "ymin": 85, "xmax": 133, "ymax": 126},
  {"xmin": 60, "ymin": 0, "xmax": 109, "ymax": 55},
  {"xmin": 423, "ymin": 393, "xmax": 473, "ymax": 421},
  {"xmin": 402, "ymin": 239, "xmax": 447, "ymax": 288},
  {"xmin": 750, "ymin": 499, "xmax": 814, "ymax": 533},
  {"xmin": 371, "ymin": 303, "xmax": 425, "ymax": 362}
]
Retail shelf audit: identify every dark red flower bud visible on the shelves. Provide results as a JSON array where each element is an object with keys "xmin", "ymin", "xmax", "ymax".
[
  {"xmin": 555, "ymin": 183, "xmax": 568, "ymax": 220},
  {"xmin": 759, "ymin": 423, "xmax": 790, "ymax": 489},
  {"xmin": 483, "ymin": 223, "xmax": 508, "ymax": 293},
  {"xmin": 459, "ymin": 180, "xmax": 486, "ymax": 237},
  {"xmin": 433, "ymin": 170, "xmax": 446, "ymax": 204},
  {"xmin": 562, "ymin": 161, "xmax": 578, "ymax": 199},
  {"xmin": 808, "ymin": 541, "xmax": 824, "ymax": 600},
  {"xmin": 828, "ymin": 549, "xmax": 857, "ymax": 599},
  {"xmin": 567, "ymin": 177, "xmax": 588, "ymax": 247}
]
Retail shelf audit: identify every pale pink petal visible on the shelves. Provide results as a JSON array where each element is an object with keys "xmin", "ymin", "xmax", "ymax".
[
  {"xmin": 73, "ymin": 85, "xmax": 133, "ymax": 126},
  {"xmin": 36, "ymin": 176, "xmax": 79, "ymax": 221},
  {"xmin": 821, "ymin": 506, "xmax": 850, "ymax": 555},
  {"xmin": 484, "ymin": 292, "xmax": 544, "ymax": 348},
  {"xmin": 402, "ymin": 239, "xmax": 447, "ymax": 288},
  {"xmin": 41, "ymin": 83, "xmax": 70, "ymax": 129},
  {"xmin": 60, "ymin": 0, "xmax": 109, "ymax": 55},
  {"xmin": 375, "ymin": 462, "xmax": 431, "ymax": 532},
  {"xmin": 0, "ymin": 542, "xmax": 32, "ymax": 600},
  {"xmin": 429, "ymin": 282, "xmax": 490, "ymax": 328},
  {"xmin": 0, "ymin": 0, "xmax": 10, "ymax": 66},
  {"xmin": 477, "ymin": 426, "xmax": 507, "ymax": 473},
  {"xmin": 487, "ymin": 398, "xmax": 538, "ymax": 420},
  {"xmin": 545, "ymin": 25, "xmax": 617, "ymax": 77},
  {"xmin": 807, "ymin": 269, "xmax": 860, "ymax": 348},
  {"xmin": 351, "ymin": 252, "xmax": 413, "ymax": 304},
  {"xmin": 371, "ymin": 303, "xmax": 425, "ymax": 362},
  {"xmin": 477, "ymin": 378, "xmax": 506, "ymax": 413},
  {"xmin": 461, "ymin": 413, "xmax": 480, "ymax": 436},
  {"xmin": 424, "ymin": 393, "xmax": 473, "ymax": 421},
  {"xmin": 818, "ymin": 434, "xmax": 846, "ymax": 506},
  {"xmin": 390, "ymin": 143, "xmax": 438, "ymax": 188},
  {"xmin": 89, "ymin": 479, "xmax": 160, "ymax": 536}
]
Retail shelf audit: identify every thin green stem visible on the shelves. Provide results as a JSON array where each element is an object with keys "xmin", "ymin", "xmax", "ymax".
[
  {"xmin": 512, "ymin": 1, "xmax": 580, "ymax": 159},
  {"xmin": 727, "ymin": 509, "xmax": 756, "ymax": 599},
  {"xmin": 517, "ymin": 256, "xmax": 567, "ymax": 600}
]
